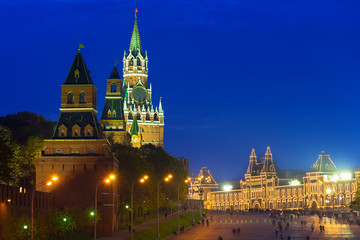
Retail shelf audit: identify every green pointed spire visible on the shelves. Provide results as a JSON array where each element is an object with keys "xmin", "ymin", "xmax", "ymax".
[
  {"xmin": 129, "ymin": 8, "xmax": 142, "ymax": 54},
  {"xmin": 130, "ymin": 116, "xmax": 140, "ymax": 135}
]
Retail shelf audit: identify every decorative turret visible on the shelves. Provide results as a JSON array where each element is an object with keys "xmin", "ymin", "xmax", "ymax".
[
  {"xmin": 262, "ymin": 146, "xmax": 276, "ymax": 173},
  {"xmin": 130, "ymin": 116, "xmax": 141, "ymax": 148},
  {"xmin": 311, "ymin": 151, "xmax": 337, "ymax": 172},
  {"xmin": 246, "ymin": 148, "xmax": 257, "ymax": 175},
  {"xmin": 123, "ymin": 8, "xmax": 148, "ymax": 87}
]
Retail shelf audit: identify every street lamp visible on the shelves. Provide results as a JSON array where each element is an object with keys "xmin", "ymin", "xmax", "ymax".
[
  {"xmin": 131, "ymin": 175, "xmax": 149, "ymax": 240},
  {"xmin": 197, "ymin": 175, "xmax": 204, "ymax": 218},
  {"xmin": 31, "ymin": 176, "xmax": 58, "ymax": 240},
  {"xmin": 94, "ymin": 174, "xmax": 115, "ymax": 240},
  {"xmin": 157, "ymin": 174, "xmax": 172, "ymax": 238}
]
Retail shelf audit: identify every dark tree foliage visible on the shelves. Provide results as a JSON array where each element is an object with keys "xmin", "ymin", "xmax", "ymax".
[
  {"xmin": 111, "ymin": 143, "xmax": 187, "ymax": 223},
  {"xmin": 0, "ymin": 111, "xmax": 55, "ymax": 144},
  {"xmin": 350, "ymin": 182, "xmax": 360, "ymax": 211}
]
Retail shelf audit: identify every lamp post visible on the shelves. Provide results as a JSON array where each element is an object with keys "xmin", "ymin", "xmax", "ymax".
[
  {"xmin": 94, "ymin": 174, "xmax": 115, "ymax": 240},
  {"xmin": 197, "ymin": 175, "xmax": 204, "ymax": 218},
  {"xmin": 31, "ymin": 176, "xmax": 58, "ymax": 240},
  {"xmin": 157, "ymin": 174, "xmax": 172, "ymax": 238},
  {"xmin": 131, "ymin": 175, "xmax": 148, "ymax": 240}
]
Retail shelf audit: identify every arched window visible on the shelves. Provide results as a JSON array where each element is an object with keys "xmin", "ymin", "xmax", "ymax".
[
  {"xmin": 128, "ymin": 113, "xmax": 133, "ymax": 120},
  {"xmin": 137, "ymin": 113, "xmax": 141, "ymax": 121},
  {"xmin": 146, "ymin": 113, "xmax": 150, "ymax": 121},
  {"xmin": 67, "ymin": 92, "xmax": 74, "ymax": 104},
  {"xmin": 154, "ymin": 113, "xmax": 159, "ymax": 121},
  {"xmin": 79, "ymin": 92, "xmax": 86, "ymax": 103},
  {"xmin": 113, "ymin": 110, "xmax": 116, "ymax": 117},
  {"xmin": 108, "ymin": 110, "xmax": 111, "ymax": 117},
  {"xmin": 111, "ymin": 83, "xmax": 117, "ymax": 93}
]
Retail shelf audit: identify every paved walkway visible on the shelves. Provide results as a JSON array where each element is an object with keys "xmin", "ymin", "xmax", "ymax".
[
  {"xmin": 170, "ymin": 212, "xmax": 360, "ymax": 240},
  {"xmin": 100, "ymin": 210, "xmax": 197, "ymax": 240}
]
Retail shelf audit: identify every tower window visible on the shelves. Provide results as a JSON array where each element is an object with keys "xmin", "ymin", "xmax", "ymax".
[
  {"xmin": 128, "ymin": 113, "xmax": 133, "ymax": 120},
  {"xmin": 137, "ymin": 114, "xmax": 141, "ymax": 121},
  {"xmin": 67, "ymin": 92, "xmax": 74, "ymax": 104},
  {"xmin": 111, "ymin": 83, "xmax": 117, "ymax": 93},
  {"xmin": 108, "ymin": 110, "xmax": 111, "ymax": 117},
  {"xmin": 154, "ymin": 114, "xmax": 159, "ymax": 121},
  {"xmin": 74, "ymin": 130, "xmax": 78, "ymax": 136},
  {"xmin": 87, "ymin": 130, "xmax": 91, "ymax": 136},
  {"xmin": 61, "ymin": 130, "xmax": 65, "ymax": 137},
  {"xmin": 113, "ymin": 110, "xmax": 116, "ymax": 117},
  {"xmin": 146, "ymin": 114, "xmax": 150, "ymax": 121},
  {"xmin": 79, "ymin": 92, "xmax": 86, "ymax": 103}
]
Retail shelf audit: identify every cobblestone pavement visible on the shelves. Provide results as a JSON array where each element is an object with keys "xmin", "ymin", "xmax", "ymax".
[{"xmin": 170, "ymin": 212, "xmax": 360, "ymax": 240}]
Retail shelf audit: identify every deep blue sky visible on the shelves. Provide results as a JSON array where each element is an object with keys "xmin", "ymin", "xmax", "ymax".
[{"xmin": 1, "ymin": 0, "xmax": 360, "ymax": 181}]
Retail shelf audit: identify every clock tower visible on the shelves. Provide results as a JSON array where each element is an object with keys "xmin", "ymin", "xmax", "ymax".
[{"xmin": 100, "ymin": 9, "xmax": 164, "ymax": 147}]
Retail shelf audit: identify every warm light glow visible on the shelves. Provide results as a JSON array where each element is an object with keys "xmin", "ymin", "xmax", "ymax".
[
  {"xmin": 125, "ymin": 205, "xmax": 129, "ymax": 209},
  {"xmin": 289, "ymin": 180, "xmax": 300, "ymax": 186},
  {"xmin": 51, "ymin": 176, "xmax": 58, "ymax": 181},
  {"xmin": 326, "ymin": 188, "xmax": 332, "ymax": 194},
  {"xmin": 168, "ymin": 174, "xmax": 172, "ymax": 179},
  {"xmin": 90, "ymin": 211, "xmax": 94, "ymax": 216},
  {"xmin": 340, "ymin": 172, "xmax": 351, "ymax": 180},
  {"xmin": 7, "ymin": 199, "xmax": 11, "ymax": 202},
  {"xmin": 143, "ymin": 175, "xmax": 148, "ymax": 180},
  {"xmin": 109, "ymin": 174, "xmax": 115, "ymax": 180},
  {"xmin": 223, "ymin": 185, "xmax": 233, "ymax": 191},
  {"xmin": 185, "ymin": 179, "xmax": 189, "ymax": 183},
  {"xmin": 165, "ymin": 177, "xmax": 169, "ymax": 182},
  {"xmin": 140, "ymin": 179, "xmax": 145, "ymax": 183},
  {"xmin": 23, "ymin": 225, "xmax": 28, "ymax": 230},
  {"xmin": 105, "ymin": 179, "xmax": 111, "ymax": 183},
  {"xmin": 46, "ymin": 181, "xmax": 52, "ymax": 186}
]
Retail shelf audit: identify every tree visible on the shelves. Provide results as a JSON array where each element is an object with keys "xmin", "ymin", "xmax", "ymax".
[{"xmin": 350, "ymin": 182, "xmax": 360, "ymax": 211}]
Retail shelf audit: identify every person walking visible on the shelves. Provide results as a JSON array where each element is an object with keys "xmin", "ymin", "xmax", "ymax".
[
  {"xmin": 237, "ymin": 227, "xmax": 240, "ymax": 234},
  {"xmin": 232, "ymin": 228, "xmax": 236, "ymax": 235},
  {"xmin": 311, "ymin": 223, "xmax": 314, "ymax": 232},
  {"xmin": 206, "ymin": 219, "xmax": 209, "ymax": 227}
]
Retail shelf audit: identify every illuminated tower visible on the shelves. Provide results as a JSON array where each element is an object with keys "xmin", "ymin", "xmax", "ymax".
[
  {"xmin": 246, "ymin": 148, "xmax": 258, "ymax": 175},
  {"xmin": 99, "ymin": 63, "xmax": 130, "ymax": 144},
  {"xmin": 122, "ymin": 9, "xmax": 164, "ymax": 147},
  {"xmin": 262, "ymin": 146, "xmax": 276, "ymax": 173}
]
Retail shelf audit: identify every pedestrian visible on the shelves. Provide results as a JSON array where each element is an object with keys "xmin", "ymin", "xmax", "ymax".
[
  {"xmin": 306, "ymin": 235, "xmax": 310, "ymax": 240},
  {"xmin": 319, "ymin": 225, "xmax": 322, "ymax": 233},
  {"xmin": 206, "ymin": 219, "xmax": 209, "ymax": 227},
  {"xmin": 128, "ymin": 225, "xmax": 131, "ymax": 233},
  {"xmin": 323, "ymin": 225, "xmax": 325, "ymax": 232},
  {"xmin": 218, "ymin": 236, "xmax": 223, "ymax": 240},
  {"xmin": 202, "ymin": 218, "xmax": 205, "ymax": 226},
  {"xmin": 276, "ymin": 229, "xmax": 278, "ymax": 237},
  {"xmin": 237, "ymin": 227, "xmax": 240, "ymax": 234},
  {"xmin": 311, "ymin": 223, "xmax": 314, "ymax": 232},
  {"xmin": 287, "ymin": 236, "xmax": 291, "ymax": 240},
  {"xmin": 233, "ymin": 228, "xmax": 236, "ymax": 235}
]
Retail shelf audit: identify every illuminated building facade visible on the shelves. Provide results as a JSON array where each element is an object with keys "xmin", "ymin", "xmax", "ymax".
[
  {"xmin": 100, "ymin": 9, "xmax": 164, "ymax": 147},
  {"xmin": 202, "ymin": 148, "xmax": 360, "ymax": 211}
]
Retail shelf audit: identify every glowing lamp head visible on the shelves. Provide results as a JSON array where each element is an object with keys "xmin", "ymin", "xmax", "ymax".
[
  {"xmin": 23, "ymin": 225, "xmax": 28, "ymax": 230},
  {"xmin": 326, "ymin": 188, "xmax": 332, "ymax": 194},
  {"xmin": 90, "ymin": 211, "xmax": 94, "ymax": 216},
  {"xmin": 143, "ymin": 175, "xmax": 148, "ymax": 180},
  {"xmin": 165, "ymin": 177, "xmax": 169, "ymax": 182},
  {"xmin": 140, "ymin": 178, "xmax": 145, "ymax": 183},
  {"xmin": 7, "ymin": 199, "xmax": 11, "ymax": 203},
  {"xmin": 223, "ymin": 185, "xmax": 233, "ymax": 191},
  {"xmin": 105, "ymin": 179, "xmax": 111, "ymax": 183},
  {"xmin": 109, "ymin": 175, "xmax": 115, "ymax": 180},
  {"xmin": 168, "ymin": 174, "xmax": 173, "ymax": 179},
  {"xmin": 46, "ymin": 181, "xmax": 52, "ymax": 186},
  {"xmin": 51, "ymin": 176, "xmax": 58, "ymax": 181},
  {"xmin": 185, "ymin": 179, "xmax": 189, "ymax": 183},
  {"xmin": 63, "ymin": 218, "xmax": 67, "ymax": 222},
  {"xmin": 125, "ymin": 205, "xmax": 129, "ymax": 209}
]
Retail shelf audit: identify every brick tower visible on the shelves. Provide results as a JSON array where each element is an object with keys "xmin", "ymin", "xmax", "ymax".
[{"xmin": 35, "ymin": 48, "xmax": 118, "ymax": 236}]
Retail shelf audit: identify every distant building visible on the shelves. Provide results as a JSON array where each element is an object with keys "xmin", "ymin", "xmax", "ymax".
[{"xmin": 193, "ymin": 147, "xmax": 360, "ymax": 211}]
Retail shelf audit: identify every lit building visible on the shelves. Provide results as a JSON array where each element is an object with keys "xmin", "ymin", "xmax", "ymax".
[
  {"xmin": 200, "ymin": 147, "xmax": 360, "ymax": 211},
  {"xmin": 100, "ymin": 9, "xmax": 164, "ymax": 147}
]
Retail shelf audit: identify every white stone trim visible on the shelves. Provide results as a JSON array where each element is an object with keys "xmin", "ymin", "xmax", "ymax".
[{"xmin": 105, "ymin": 96, "xmax": 122, "ymax": 99}]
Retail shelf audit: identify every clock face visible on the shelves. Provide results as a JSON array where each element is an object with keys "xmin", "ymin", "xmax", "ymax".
[{"xmin": 132, "ymin": 86, "xmax": 147, "ymax": 104}]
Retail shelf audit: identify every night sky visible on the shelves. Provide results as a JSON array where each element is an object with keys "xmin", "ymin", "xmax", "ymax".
[{"xmin": 1, "ymin": 0, "xmax": 360, "ymax": 181}]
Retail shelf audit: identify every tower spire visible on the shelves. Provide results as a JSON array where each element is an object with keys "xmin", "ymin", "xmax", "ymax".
[{"xmin": 129, "ymin": 8, "xmax": 142, "ymax": 54}]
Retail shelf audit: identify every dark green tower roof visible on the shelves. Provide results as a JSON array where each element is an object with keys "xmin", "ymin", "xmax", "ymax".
[
  {"xmin": 109, "ymin": 64, "xmax": 120, "ymax": 79},
  {"xmin": 129, "ymin": 9, "xmax": 142, "ymax": 54},
  {"xmin": 100, "ymin": 98, "xmax": 124, "ymax": 121},
  {"xmin": 311, "ymin": 151, "xmax": 337, "ymax": 172},
  {"xmin": 130, "ymin": 116, "xmax": 139, "ymax": 135},
  {"xmin": 64, "ymin": 50, "xmax": 93, "ymax": 85}
]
